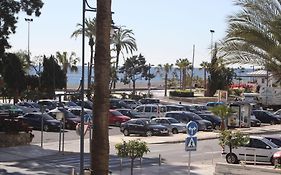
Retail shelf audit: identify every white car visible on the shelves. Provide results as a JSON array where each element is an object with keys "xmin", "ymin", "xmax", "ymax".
[
  {"xmin": 134, "ymin": 104, "xmax": 166, "ymax": 119},
  {"xmin": 224, "ymin": 136, "xmax": 281, "ymax": 164}
]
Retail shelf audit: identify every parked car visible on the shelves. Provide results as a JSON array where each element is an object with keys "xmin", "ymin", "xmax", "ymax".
[
  {"xmin": 198, "ymin": 113, "xmax": 221, "ymax": 130},
  {"xmin": 224, "ymin": 136, "xmax": 281, "ymax": 164},
  {"xmin": 0, "ymin": 103, "xmax": 24, "ymax": 117},
  {"xmin": 61, "ymin": 101, "xmax": 80, "ymax": 109},
  {"xmin": 206, "ymin": 101, "xmax": 225, "ymax": 108},
  {"xmin": 68, "ymin": 107, "xmax": 92, "ymax": 116},
  {"xmin": 192, "ymin": 104, "xmax": 212, "ymax": 114},
  {"xmin": 116, "ymin": 108, "xmax": 143, "ymax": 118},
  {"xmin": 74, "ymin": 100, "xmax": 93, "ymax": 110},
  {"xmin": 252, "ymin": 110, "xmax": 281, "ymax": 124},
  {"xmin": 109, "ymin": 98, "xmax": 130, "ymax": 109},
  {"xmin": 178, "ymin": 104, "xmax": 203, "ymax": 114},
  {"xmin": 19, "ymin": 112, "xmax": 61, "ymax": 132},
  {"xmin": 165, "ymin": 111, "xmax": 213, "ymax": 131},
  {"xmin": 134, "ymin": 104, "xmax": 167, "ymax": 119},
  {"xmin": 120, "ymin": 118, "xmax": 170, "ymax": 136},
  {"xmin": 250, "ymin": 114, "xmax": 261, "ymax": 127},
  {"xmin": 274, "ymin": 109, "xmax": 281, "ymax": 117},
  {"xmin": 265, "ymin": 136, "xmax": 281, "ymax": 147},
  {"xmin": 121, "ymin": 99, "xmax": 140, "ymax": 109},
  {"xmin": 48, "ymin": 108, "xmax": 81, "ymax": 130},
  {"xmin": 109, "ymin": 109, "xmax": 131, "ymax": 126},
  {"xmin": 165, "ymin": 105, "xmax": 185, "ymax": 112},
  {"xmin": 138, "ymin": 98, "xmax": 160, "ymax": 104},
  {"xmin": 152, "ymin": 117, "xmax": 187, "ymax": 134},
  {"xmin": 37, "ymin": 99, "xmax": 58, "ymax": 111}
]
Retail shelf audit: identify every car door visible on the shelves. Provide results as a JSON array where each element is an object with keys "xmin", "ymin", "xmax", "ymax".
[
  {"xmin": 135, "ymin": 120, "xmax": 146, "ymax": 134},
  {"xmin": 240, "ymin": 138, "xmax": 273, "ymax": 162}
]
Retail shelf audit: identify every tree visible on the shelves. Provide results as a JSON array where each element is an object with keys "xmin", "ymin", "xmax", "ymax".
[
  {"xmin": 0, "ymin": 0, "xmax": 43, "ymax": 56},
  {"xmin": 91, "ymin": 0, "xmax": 112, "ymax": 174},
  {"xmin": 14, "ymin": 50, "xmax": 32, "ymax": 73},
  {"xmin": 156, "ymin": 63, "xmax": 173, "ymax": 96},
  {"xmin": 112, "ymin": 27, "xmax": 137, "ymax": 88},
  {"xmin": 119, "ymin": 54, "xmax": 147, "ymax": 95},
  {"xmin": 115, "ymin": 139, "xmax": 150, "ymax": 175},
  {"xmin": 1, "ymin": 53, "xmax": 26, "ymax": 103},
  {"xmin": 219, "ymin": 130, "xmax": 249, "ymax": 164},
  {"xmin": 55, "ymin": 51, "xmax": 79, "ymax": 90},
  {"xmin": 209, "ymin": 104, "xmax": 233, "ymax": 131},
  {"xmin": 220, "ymin": 0, "xmax": 281, "ymax": 82},
  {"xmin": 199, "ymin": 61, "xmax": 209, "ymax": 91},
  {"xmin": 207, "ymin": 43, "xmax": 234, "ymax": 97},
  {"xmin": 41, "ymin": 55, "xmax": 66, "ymax": 98},
  {"xmin": 175, "ymin": 58, "xmax": 192, "ymax": 90},
  {"xmin": 71, "ymin": 18, "xmax": 96, "ymax": 98}
]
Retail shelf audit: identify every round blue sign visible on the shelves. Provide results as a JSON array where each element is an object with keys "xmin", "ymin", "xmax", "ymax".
[{"xmin": 186, "ymin": 121, "xmax": 198, "ymax": 136}]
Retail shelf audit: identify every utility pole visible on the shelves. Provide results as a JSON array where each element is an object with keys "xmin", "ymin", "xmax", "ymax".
[{"xmin": 25, "ymin": 18, "xmax": 33, "ymax": 60}]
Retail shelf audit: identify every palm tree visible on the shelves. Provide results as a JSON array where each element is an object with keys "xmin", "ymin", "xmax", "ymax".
[
  {"xmin": 111, "ymin": 27, "xmax": 137, "ymax": 88},
  {"xmin": 156, "ymin": 63, "xmax": 173, "ymax": 96},
  {"xmin": 209, "ymin": 105, "xmax": 233, "ymax": 131},
  {"xmin": 55, "ymin": 51, "xmax": 79, "ymax": 90},
  {"xmin": 199, "ymin": 61, "xmax": 209, "ymax": 91},
  {"xmin": 71, "ymin": 18, "xmax": 96, "ymax": 97},
  {"xmin": 91, "ymin": 0, "xmax": 111, "ymax": 173},
  {"xmin": 220, "ymin": 0, "xmax": 281, "ymax": 81},
  {"xmin": 175, "ymin": 58, "xmax": 192, "ymax": 90}
]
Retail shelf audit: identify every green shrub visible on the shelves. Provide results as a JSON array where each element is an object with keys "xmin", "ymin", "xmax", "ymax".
[{"xmin": 169, "ymin": 90, "xmax": 194, "ymax": 97}]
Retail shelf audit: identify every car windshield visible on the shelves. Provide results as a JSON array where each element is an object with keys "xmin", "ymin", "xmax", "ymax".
[
  {"xmin": 111, "ymin": 110, "xmax": 123, "ymax": 116},
  {"xmin": 42, "ymin": 114, "xmax": 55, "ymax": 120},
  {"xmin": 66, "ymin": 101, "xmax": 79, "ymax": 107},
  {"xmin": 167, "ymin": 118, "xmax": 180, "ymax": 123},
  {"xmin": 263, "ymin": 138, "xmax": 279, "ymax": 148}
]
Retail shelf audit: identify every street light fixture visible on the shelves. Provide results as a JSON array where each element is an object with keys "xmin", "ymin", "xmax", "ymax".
[
  {"xmin": 25, "ymin": 18, "xmax": 33, "ymax": 60},
  {"xmin": 210, "ymin": 29, "xmax": 215, "ymax": 58}
]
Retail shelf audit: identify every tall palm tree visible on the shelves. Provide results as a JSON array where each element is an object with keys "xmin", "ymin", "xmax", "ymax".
[
  {"xmin": 71, "ymin": 18, "xmax": 96, "ymax": 97},
  {"xmin": 111, "ymin": 27, "xmax": 137, "ymax": 88},
  {"xmin": 91, "ymin": 0, "xmax": 111, "ymax": 173},
  {"xmin": 175, "ymin": 58, "xmax": 192, "ymax": 90},
  {"xmin": 220, "ymin": 0, "xmax": 281, "ymax": 81},
  {"xmin": 199, "ymin": 61, "xmax": 209, "ymax": 90},
  {"xmin": 55, "ymin": 51, "xmax": 79, "ymax": 90},
  {"xmin": 156, "ymin": 63, "xmax": 173, "ymax": 96}
]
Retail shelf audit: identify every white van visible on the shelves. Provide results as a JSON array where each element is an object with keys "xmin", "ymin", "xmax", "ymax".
[
  {"xmin": 134, "ymin": 104, "xmax": 166, "ymax": 119},
  {"xmin": 242, "ymin": 93, "xmax": 260, "ymax": 103}
]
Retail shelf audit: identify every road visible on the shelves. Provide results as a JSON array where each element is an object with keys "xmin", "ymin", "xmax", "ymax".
[{"xmin": 0, "ymin": 139, "xmax": 223, "ymax": 175}]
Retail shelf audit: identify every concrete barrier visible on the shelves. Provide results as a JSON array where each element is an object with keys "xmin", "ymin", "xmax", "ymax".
[
  {"xmin": 214, "ymin": 162, "xmax": 281, "ymax": 175},
  {"xmin": 0, "ymin": 132, "xmax": 33, "ymax": 147}
]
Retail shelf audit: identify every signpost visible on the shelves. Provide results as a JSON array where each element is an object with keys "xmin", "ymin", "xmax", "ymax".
[{"xmin": 185, "ymin": 121, "xmax": 198, "ymax": 175}]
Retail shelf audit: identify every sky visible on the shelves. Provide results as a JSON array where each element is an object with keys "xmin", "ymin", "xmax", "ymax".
[{"xmin": 8, "ymin": 0, "xmax": 239, "ymax": 68}]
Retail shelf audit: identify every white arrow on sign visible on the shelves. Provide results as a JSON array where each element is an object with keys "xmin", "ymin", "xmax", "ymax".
[{"xmin": 188, "ymin": 126, "xmax": 197, "ymax": 135}]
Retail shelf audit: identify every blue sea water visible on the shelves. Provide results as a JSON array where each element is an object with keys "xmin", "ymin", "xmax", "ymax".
[{"xmin": 30, "ymin": 66, "xmax": 253, "ymax": 89}]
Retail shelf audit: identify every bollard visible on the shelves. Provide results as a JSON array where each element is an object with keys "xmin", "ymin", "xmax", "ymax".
[
  {"xmin": 140, "ymin": 157, "xmax": 142, "ymax": 167},
  {"xmin": 70, "ymin": 168, "xmax": 75, "ymax": 175},
  {"xmin": 159, "ymin": 154, "xmax": 161, "ymax": 166},
  {"xmin": 120, "ymin": 158, "xmax": 123, "ymax": 171}
]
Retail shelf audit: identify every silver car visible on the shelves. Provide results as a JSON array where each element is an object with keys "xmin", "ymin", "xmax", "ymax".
[{"xmin": 152, "ymin": 117, "xmax": 187, "ymax": 134}]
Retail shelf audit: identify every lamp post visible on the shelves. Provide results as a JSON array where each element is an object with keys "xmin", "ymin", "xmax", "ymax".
[
  {"xmin": 148, "ymin": 63, "xmax": 154, "ymax": 96},
  {"xmin": 25, "ymin": 18, "xmax": 33, "ymax": 60},
  {"xmin": 210, "ymin": 29, "xmax": 215, "ymax": 59}
]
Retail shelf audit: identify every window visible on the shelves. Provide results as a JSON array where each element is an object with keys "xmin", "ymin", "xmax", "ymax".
[
  {"xmin": 251, "ymin": 138, "xmax": 268, "ymax": 149},
  {"xmin": 151, "ymin": 107, "xmax": 157, "ymax": 112},
  {"xmin": 145, "ymin": 107, "xmax": 151, "ymax": 112},
  {"xmin": 136, "ymin": 106, "xmax": 144, "ymax": 112}
]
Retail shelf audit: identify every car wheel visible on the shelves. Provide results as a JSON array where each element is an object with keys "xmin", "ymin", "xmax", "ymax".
[
  {"xmin": 226, "ymin": 153, "xmax": 238, "ymax": 164},
  {"xmin": 66, "ymin": 123, "xmax": 71, "ymax": 129},
  {"xmin": 214, "ymin": 125, "xmax": 220, "ymax": 130},
  {"xmin": 146, "ymin": 130, "xmax": 153, "ymax": 137},
  {"xmin": 270, "ymin": 120, "xmax": 276, "ymax": 125},
  {"xmin": 123, "ymin": 129, "xmax": 130, "ymax": 136},
  {"xmin": 115, "ymin": 121, "xmax": 121, "ymax": 127},
  {"xmin": 43, "ymin": 125, "xmax": 49, "ymax": 132},
  {"xmin": 270, "ymin": 156, "xmax": 275, "ymax": 165},
  {"xmin": 172, "ymin": 128, "xmax": 178, "ymax": 134}
]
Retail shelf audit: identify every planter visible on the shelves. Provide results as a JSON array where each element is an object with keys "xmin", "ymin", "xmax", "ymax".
[{"xmin": 0, "ymin": 132, "xmax": 34, "ymax": 147}]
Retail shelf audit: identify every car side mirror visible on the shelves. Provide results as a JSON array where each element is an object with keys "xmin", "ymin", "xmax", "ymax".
[{"xmin": 266, "ymin": 145, "xmax": 271, "ymax": 149}]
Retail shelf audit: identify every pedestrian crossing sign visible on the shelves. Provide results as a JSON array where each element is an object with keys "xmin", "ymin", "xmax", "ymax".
[{"xmin": 185, "ymin": 136, "xmax": 197, "ymax": 151}]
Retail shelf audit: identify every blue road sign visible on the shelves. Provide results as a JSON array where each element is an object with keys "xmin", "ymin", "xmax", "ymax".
[
  {"xmin": 186, "ymin": 121, "xmax": 198, "ymax": 136},
  {"xmin": 185, "ymin": 136, "xmax": 197, "ymax": 151}
]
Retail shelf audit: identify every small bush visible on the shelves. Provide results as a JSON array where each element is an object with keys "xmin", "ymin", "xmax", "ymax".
[{"xmin": 169, "ymin": 90, "xmax": 194, "ymax": 97}]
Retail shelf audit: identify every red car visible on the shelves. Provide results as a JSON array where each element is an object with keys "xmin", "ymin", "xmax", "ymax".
[{"xmin": 109, "ymin": 109, "xmax": 130, "ymax": 126}]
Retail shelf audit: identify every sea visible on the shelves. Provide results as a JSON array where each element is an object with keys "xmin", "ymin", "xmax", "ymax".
[{"xmin": 65, "ymin": 66, "xmax": 254, "ymax": 89}]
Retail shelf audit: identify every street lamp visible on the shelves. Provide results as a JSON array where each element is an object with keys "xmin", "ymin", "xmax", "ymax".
[
  {"xmin": 148, "ymin": 63, "xmax": 154, "ymax": 96},
  {"xmin": 25, "ymin": 18, "xmax": 33, "ymax": 60},
  {"xmin": 210, "ymin": 29, "xmax": 215, "ymax": 58}
]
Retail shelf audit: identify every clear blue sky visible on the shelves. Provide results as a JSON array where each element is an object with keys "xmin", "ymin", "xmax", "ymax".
[{"xmin": 9, "ymin": 0, "xmax": 238, "ymax": 67}]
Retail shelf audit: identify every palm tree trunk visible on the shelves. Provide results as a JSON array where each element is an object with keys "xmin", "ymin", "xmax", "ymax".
[
  {"xmin": 164, "ymin": 73, "xmax": 168, "ymax": 96},
  {"xmin": 113, "ymin": 48, "xmax": 121, "ymax": 89},
  {"xmin": 183, "ymin": 69, "xmax": 187, "ymax": 89},
  {"xmin": 91, "ymin": 0, "xmax": 111, "ymax": 174},
  {"xmin": 132, "ymin": 80, "xmax": 136, "ymax": 95},
  {"xmin": 204, "ymin": 69, "xmax": 206, "ymax": 89}
]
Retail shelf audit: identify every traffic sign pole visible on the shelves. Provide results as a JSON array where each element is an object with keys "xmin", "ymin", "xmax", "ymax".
[{"xmin": 185, "ymin": 121, "xmax": 198, "ymax": 175}]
